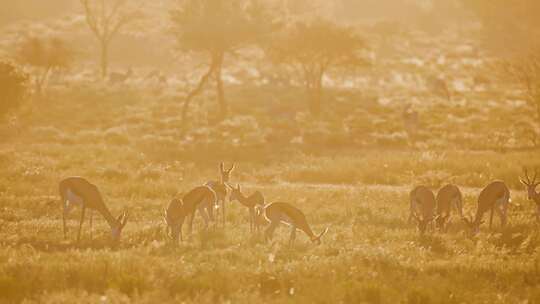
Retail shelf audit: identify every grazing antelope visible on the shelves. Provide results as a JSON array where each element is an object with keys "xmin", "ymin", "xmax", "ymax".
[
  {"xmin": 262, "ymin": 202, "xmax": 329, "ymax": 245},
  {"xmin": 59, "ymin": 177, "xmax": 129, "ymax": 243},
  {"xmin": 520, "ymin": 168, "xmax": 540, "ymax": 222},
  {"xmin": 409, "ymin": 186, "xmax": 438, "ymax": 234},
  {"xmin": 162, "ymin": 185, "xmax": 217, "ymax": 242},
  {"xmin": 435, "ymin": 184, "xmax": 464, "ymax": 232},
  {"xmin": 463, "ymin": 181, "xmax": 510, "ymax": 235},
  {"xmin": 109, "ymin": 68, "xmax": 133, "ymax": 85},
  {"xmin": 228, "ymin": 184, "xmax": 265, "ymax": 232},
  {"xmin": 205, "ymin": 162, "xmax": 235, "ymax": 228}
]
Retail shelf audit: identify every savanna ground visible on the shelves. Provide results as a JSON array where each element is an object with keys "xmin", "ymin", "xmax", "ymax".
[
  {"xmin": 1, "ymin": 79, "xmax": 540, "ymax": 304},
  {"xmin": 2, "ymin": 3, "xmax": 540, "ymax": 301}
]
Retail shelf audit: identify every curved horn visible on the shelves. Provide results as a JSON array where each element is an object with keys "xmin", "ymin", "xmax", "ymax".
[
  {"xmin": 162, "ymin": 208, "xmax": 168, "ymax": 224},
  {"xmin": 121, "ymin": 210, "xmax": 129, "ymax": 228},
  {"xmin": 523, "ymin": 167, "xmax": 531, "ymax": 185},
  {"xmin": 229, "ymin": 163, "xmax": 236, "ymax": 171}
]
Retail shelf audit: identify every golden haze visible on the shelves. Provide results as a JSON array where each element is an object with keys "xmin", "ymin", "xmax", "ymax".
[{"xmin": 1, "ymin": 0, "xmax": 540, "ymax": 303}]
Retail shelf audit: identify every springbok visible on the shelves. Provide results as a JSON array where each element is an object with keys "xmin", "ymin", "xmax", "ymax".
[
  {"xmin": 205, "ymin": 162, "xmax": 235, "ymax": 227},
  {"xmin": 228, "ymin": 184, "xmax": 265, "ymax": 232},
  {"xmin": 402, "ymin": 104, "xmax": 419, "ymax": 140},
  {"xmin": 162, "ymin": 185, "xmax": 217, "ymax": 242},
  {"xmin": 520, "ymin": 168, "xmax": 540, "ymax": 222},
  {"xmin": 463, "ymin": 181, "xmax": 510, "ymax": 235},
  {"xmin": 109, "ymin": 68, "xmax": 133, "ymax": 85},
  {"xmin": 261, "ymin": 202, "xmax": 329, "ymax": 245},
  {"xmin": 59, "ymin": 177, "xmax": 129, "ymax": 243},
  {"xmin": 408, "ymin": 185, "xmax": 438, "ymax": 234},
  {"xmin": 435, "ymin": 184, "xmax": 463, "ymax": 232}
]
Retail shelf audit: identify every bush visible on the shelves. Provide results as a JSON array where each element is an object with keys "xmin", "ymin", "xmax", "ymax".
[{"xmin": 0, "ymin": 60, "xmax": 28, "ymax": 120}]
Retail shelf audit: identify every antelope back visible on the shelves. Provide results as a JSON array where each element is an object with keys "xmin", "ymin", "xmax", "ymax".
[
  {"xmin": 411, "ymin": 186, "xmax": 436, "ymax": 219},
  {"xmin": 436, "ymin": 184, "xmax": 461, "ymax": 214},
  {"xmin": 183, "ymin": 186, "xmax": 216, "ymax": 213},
  {"xmin": 478, "ymin": 181, "xmax": 509, "ymax": 212}
]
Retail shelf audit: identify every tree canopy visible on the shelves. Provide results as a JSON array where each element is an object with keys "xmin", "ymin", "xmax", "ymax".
[
  {"xmin": 269, "ymin": 19, "xmax": 368, "ymax": 115},
  {"xmin": 0, "ymin": 61, "xmax": 28, "ymax": 119}
]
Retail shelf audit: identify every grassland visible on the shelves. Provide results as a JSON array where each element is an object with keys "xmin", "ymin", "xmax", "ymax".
[{"xmin": 1, "ymin": 82, "xmax": 540, "ymax": 304}]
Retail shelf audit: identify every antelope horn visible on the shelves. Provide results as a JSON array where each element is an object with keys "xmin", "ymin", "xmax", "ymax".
[
  {"xmin": 162, "ymin": 208, "xmax": 168, "ymax": 223},
  {"xmin": 121, "ymin": 210, "xmax": 129, "ymax": 227},
  {"xmin": 524, "ymin": 167, "xmax": 531, "ymax": 184}
]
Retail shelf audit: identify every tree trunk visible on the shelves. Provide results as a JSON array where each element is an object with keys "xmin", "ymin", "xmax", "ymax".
[
  {"xmin": 181, "ymin": 59, "xmax": 217, "ymax": 134},
  {"xmin": 35, "ymin": 66, "xmax": 51, "ymax": 97},
  {"xmin": 214, "ymin": 53, "xmax": 227, "ymax": 121},
  {"xmin": 100, "ymin": 42, "xmax": 108, "ymax": 79},
  {"xmin": 307, "ymin": 72, "xmax": 323, "ymax": 117}
]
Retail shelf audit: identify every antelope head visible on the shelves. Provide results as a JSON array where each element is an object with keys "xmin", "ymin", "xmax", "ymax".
[
  {"xmin": 520, "ymin": 167, "xmax": 540, "ymax": 201},
  {"xmin": 412, "ymin": 213, "xmax": 438, "ymax": 234},
  {"xmin": 227, "ymin": 183, "xmax": 242, "ymax": 202},
  {"xmin": 220, "ymin": 162, "xmax": 235, "ymax": 183},
  {"xmin": 435, "ymin": 214, "xmax": 450, "ymax": 231},
  {"xmin": 111, "ymin": 210, "xmax": 129, "ymax": 242},
  {"xmin": 311, "ymin": 227, "xmax": 329, "ymax": 245},
  {"xmin": 462, "ymin": 214, "xmax": 483, "ymax": 236}
]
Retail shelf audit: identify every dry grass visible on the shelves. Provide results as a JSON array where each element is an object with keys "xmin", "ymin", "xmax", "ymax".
[{"xmin": 1, "ymin": 82, "xmax": 540, "ymax": 303}]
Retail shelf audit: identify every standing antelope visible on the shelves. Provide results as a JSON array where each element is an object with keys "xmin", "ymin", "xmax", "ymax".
[
  {"xmin": 408, "ymin": 186, "xmax": 438, "ymax": 234},
  {"xmin": 205, "ymin": 162, "xmax": 235, "ymax": 228},
  {"xmin": 261, "ymin": 202, "xmax": 329, "ymax": 245},
  {"xmin": 59, "ymin": 177, "xmax": 129, "ymax": 243},
  {"xmin": 520, "ymin": 168, "xmax": 540, "ymax": 222},
  {"xmin": 463, "ymin": 181, "xmax": 510, "ymax": 235},
  {"xmin": 163, "ymin": 185, "xmax": 217, "ymax": 242},
  {"xmin": 402, "ymin": 104, "xmax": 419, "ymax": 141},
  {"xmin": 228, "ymin": 184, "xmax": 265, "ymax": 232},
  {"xmin": 435, "ymin": 184, "xmax": 464, "ymax": 232}
]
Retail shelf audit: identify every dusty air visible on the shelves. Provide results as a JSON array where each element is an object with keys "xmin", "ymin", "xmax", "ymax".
[{"xmin": 1, "ymin": 0, "xmax": 539, "ymax": 303}]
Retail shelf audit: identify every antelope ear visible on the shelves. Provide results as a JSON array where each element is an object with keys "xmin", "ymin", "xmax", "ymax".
[
  {"xmin": 225, "ymin": 182, "xmax": 234, "ymax": 190},
  {"xmin": 520, "ymin": 178, "xmax": 528, "ymax": 186},
  {"xmin": 121, "ymin": 210, "xmax": 129, "ymax": 227}
]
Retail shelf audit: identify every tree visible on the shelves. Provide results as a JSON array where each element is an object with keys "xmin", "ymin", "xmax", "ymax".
[
  {"xmin": 15, "ymin": 35, "xmax": 73, "ymax": 95},
  {"xmin": 461, "ymin": 0, "xmax": 540, "ymax": 140},
  {"xmin": 80, "ymin": 0, "xmax": 142, "ymax": 79},
  {"xmin": 501, "ymin": 51, "xmax": 540, "ymax": 122},
  {"xmin": 170, "ymin": 0, "xmax": 273, "ymax": 128},
  {"xmin": 0, "ymin": 60, "xmax": 28, "ymax": 120},
  {"xmin": 268, "ymin": 19, "xmax": 368, "ymax": 116}
]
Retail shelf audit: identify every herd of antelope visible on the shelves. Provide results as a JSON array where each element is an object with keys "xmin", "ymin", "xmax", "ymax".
[{"xmin": 59, "ymin": 164, "xmax": 540, "ymax": 245}]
